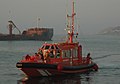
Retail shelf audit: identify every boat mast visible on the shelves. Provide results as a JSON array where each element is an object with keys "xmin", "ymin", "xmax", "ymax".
[
  {"xmin": 67, "ymin": 0, "xmax": 76, "ymax": 43},
  {"xmin": 37, "ymin": 18, "xmax": 40, "ymax": 28}
]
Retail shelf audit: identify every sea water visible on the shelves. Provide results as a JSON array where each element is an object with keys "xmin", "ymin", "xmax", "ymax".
[{"xmin": 0, "ymin": 35, "xmax": 120, "ymax": 84}]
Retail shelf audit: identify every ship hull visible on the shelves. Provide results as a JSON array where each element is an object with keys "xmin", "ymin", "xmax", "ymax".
[
  {"xmin": 0, "ymin": 28, "xmax": 53, "ymax": 41},
  {"xmin": 0, "ymin": 34, "xmax": 52, "ymax": 41},
  {"xmin": 16, "ymin": 62, "xmax": 98, "ymax": 77}
]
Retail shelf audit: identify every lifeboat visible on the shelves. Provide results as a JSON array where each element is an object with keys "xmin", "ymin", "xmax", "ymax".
[{"xmin": 16, "ymin": 0, "xmax": 98, "ymax": 77}]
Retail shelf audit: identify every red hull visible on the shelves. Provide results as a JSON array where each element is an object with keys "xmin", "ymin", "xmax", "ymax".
[{"xmin": 17, "ymin": 62, "xmax": 98, "ymax": 77}]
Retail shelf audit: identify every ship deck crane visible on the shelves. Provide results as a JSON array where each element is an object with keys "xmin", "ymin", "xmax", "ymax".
[{"xmin": 8, "ymin": 20, "xmax": 21, "ymax": 35}]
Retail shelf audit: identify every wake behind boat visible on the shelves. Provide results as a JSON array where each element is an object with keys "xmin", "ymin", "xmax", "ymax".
[{"xmin": 16, "ymin": 0, "xmax": 98, "ymax": 77}]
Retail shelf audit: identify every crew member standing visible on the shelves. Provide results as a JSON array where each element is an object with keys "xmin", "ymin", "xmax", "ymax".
[{"xmin": 86, "ymin": 53, "xmax": 92, "ymax": 64}]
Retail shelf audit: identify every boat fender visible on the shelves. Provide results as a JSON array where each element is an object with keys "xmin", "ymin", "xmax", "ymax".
[
  {"xmin": 57, "ymin": 64, "xmax": 63, "ymax": 71},
  {"xmin": 93, "ymin": 64, "xmax": 98, "ymax": 71}
]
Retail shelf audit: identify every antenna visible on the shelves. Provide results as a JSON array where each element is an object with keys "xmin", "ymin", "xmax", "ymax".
[
  {"xmin": 8, "ymin": 10, "xmax": 12, "ymax": 20},
  {"xmin": 37, "ymin": 18, "xmax": 40, "ymax": 28},
  {"xmin": 66, "ymin": 0, "xmax": 76, "ymax": 43}
]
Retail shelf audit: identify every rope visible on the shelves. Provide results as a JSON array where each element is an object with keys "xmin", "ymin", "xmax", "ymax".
[{"xmin": 93, "ymin": 54, "xmax": 120, "ymax": 60}]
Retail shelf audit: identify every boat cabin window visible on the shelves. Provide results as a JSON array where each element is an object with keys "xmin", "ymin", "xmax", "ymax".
[
  {"xmin": 62, "ymin": 48, "xmax": 78, "ymax": 58},
  {"xmin": 62, "ymin": 50, "xmax": 71, "ymax": 58},
  {"xmin": 55, "ymin": 45, "xmax": 59, "ymax": 49},
  {"xmin": 49, "ymin": 50, "xmax": 60, "ymax": 58},
  {"xmin": 51, "ymin": 45, "xmax": 54, "ymax": 49},
  {"xmin": 72, "ymin": 48, "xmax": 78, "ymax": 58},
  {"xmin": 45, "ymin": 45, "xmax": 50, "ymax": 49},
  {"xmin": 56, "ymin": 50, "xmax": 60, "ymax": 58},
  {"xmin": 41, "ymin": 46, "xmax": 44, "ymax": 49},
  {"xmin": 49, "ymin": 51, "xmax": 54, "ymax": 58}
]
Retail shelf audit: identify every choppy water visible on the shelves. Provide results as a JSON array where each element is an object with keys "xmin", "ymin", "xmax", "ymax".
[{"xmin": 0, "ymin": 35, "xmax": 120, "ymax": 84}]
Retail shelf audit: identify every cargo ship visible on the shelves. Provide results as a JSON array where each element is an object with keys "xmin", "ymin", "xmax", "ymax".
[{"xmin": 0, "ymin": 20, "xmax": 53, "ymax": 41}]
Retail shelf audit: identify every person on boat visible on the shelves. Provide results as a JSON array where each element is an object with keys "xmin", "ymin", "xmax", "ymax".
[
  {"xmin": 49, "ymin": 50, "xmax": 54, "ymax": 58},
  {"xmin": 29, "ymin": 53, "xmax": 39, "ymax": 62},
  {"xmin": 56, "ymin": 50, "xmax": 60, "ymax": 58},
  {"xmin": 41, "ymin": 53, "xmax": 44, "ymax": 62},
  {"xmin": 37, "ymin": 52, "xmax": 47, "ymax": 62},
  {"xmin": 25, "ymin": 54, "xmax": 31, "ymax": 60},
  {"xmin": 35, "ymin": 53, "xmax": 39, "ymax": 57},
  {"xmin": 38, "ymin": 50, "xmax": 44, "ymax": 62},
  {"xmin": 44, "ymin": 50, "xmax": 50, "ymax": 63},
  {"xmin": 86, "ymin": 53, "xmax": 92, "ymax": 64},
  {"xmin": 27, "ymin": 52, "xmax": 42, "ymax": 62}
]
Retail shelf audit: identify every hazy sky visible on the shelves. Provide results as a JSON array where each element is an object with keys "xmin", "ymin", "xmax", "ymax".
[{"xmin": 0, "ymin": 0, "xmax": 120, "ymax": 35}]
